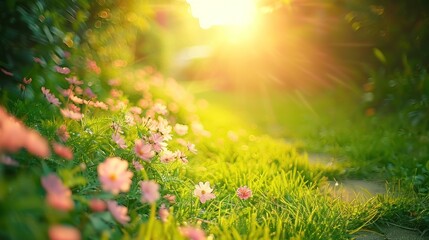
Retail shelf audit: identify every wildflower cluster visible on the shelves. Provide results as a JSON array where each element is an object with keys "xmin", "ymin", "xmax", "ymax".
[
  {"xmin": 1, "ymin": 58, "xmax": 221, "ymax": 239},
  {"xmin": 0, "ymin": 107, "xmax": 73, "ymax": 162},
  {"xmin": 0, "ymin": 2, "xmax": 253, "ymax": 239}
]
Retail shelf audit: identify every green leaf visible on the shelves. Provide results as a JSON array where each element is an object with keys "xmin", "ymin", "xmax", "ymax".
[
  {"xmin": 43, "ymin": 26, "xmax": 54, "ymax": 43},
  {"xmin": 373, "ymin": 48, "xmax": 387, "ymax": 64},
  {"xmin": 67, "ymin": 176, "xmax": 87, "ymax": 187},
  {"xmin": 89, "ymin": 212, "xmax": 112, "ymax": 231}
]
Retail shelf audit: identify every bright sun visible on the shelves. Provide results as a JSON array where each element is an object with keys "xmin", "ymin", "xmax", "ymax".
[{"xmin": 186, "ymin": 0, "xmax": 257, "ymax": 29}]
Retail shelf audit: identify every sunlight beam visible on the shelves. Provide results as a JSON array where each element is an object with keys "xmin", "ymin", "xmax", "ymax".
[{"xmin": 187, "ymin": 0, "xmax": 256, "ymax": 29}]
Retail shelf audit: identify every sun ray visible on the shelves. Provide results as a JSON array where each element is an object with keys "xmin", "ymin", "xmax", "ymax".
[{"xmin": 186, "ymin": 0, "xmax": 256, "ymax": 29}]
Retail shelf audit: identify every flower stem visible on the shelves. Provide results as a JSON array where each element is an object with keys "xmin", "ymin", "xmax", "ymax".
[{"xmin": 145, "ymin": 203, "xmax": 156, "ymax": 239}]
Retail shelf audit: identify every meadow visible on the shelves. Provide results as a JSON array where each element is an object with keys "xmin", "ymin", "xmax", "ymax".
[{"xmin": 1, "ymin": 1, "xmax": 429, "ymax": 239}]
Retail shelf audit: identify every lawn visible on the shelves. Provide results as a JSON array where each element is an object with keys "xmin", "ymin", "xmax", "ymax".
[
  {"xmin": 1, "ymin": 1, "xmax": 429, "ymax": 239},
  {"xmin": 194, "ymin": 83, "xmax": 429, "ymax": 186},
  {"xmin": 2, "ymin": 68, "xmax": 428, "ymax": 239}
]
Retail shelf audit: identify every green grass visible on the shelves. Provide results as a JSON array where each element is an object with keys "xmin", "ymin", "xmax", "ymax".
[
  {"xmin": 175, "ymin": 99, "xmax": 374, "ymax": 239},
  {"xmin": 191, "ymin": 83, "xmax": 429, "ymax": 189},
  {"xmin": 188, "ymin": 81, "xmax": 429, "ymax": 234},
  {"xmin": 1, "ymin": 70, "xmax": 429, "ymax": 239}
]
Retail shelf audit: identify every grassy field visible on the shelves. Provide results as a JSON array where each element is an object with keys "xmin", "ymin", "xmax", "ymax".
[
  {"xmin": 192, "ymin": 82, "xmax": 429, "ymax": 187},
  {"xmin": 189, "ymin": 81, "xmax": 429, "ymax": 236},
  {"xmin": 1, "ymin": 70, "xmax": 428, "ymax": 239}
]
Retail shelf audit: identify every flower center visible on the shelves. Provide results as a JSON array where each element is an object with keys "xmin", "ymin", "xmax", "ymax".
[
  {"xmin": 201, "ymin": 190, "xmax": 206, "ymax": 194},
  {"xmin": 109, "ymin": 174, "xmax": 117, "ymax": 181},
  {"xmin": 138, "ymin": 148, "xmax": 144, "ymax": 155}
]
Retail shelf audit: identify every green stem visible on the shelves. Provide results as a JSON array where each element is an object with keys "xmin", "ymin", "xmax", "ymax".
[
  {"xmin": 141, "ymin": 165, "xmax": 149, "ymax": 180},
  {"xmin": 145, "ymin": 203, "xmax": 156, "ymax": 239}
]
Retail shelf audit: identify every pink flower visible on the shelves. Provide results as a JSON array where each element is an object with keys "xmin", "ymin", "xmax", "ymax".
[
  {"xmin": 52, "ymin": 142, "xmax": 73, "ymax": 160},
  {"xmin": 156, "ymin": 117, "xmax": 172, "ymax": 141},
  {"xmin": 151, "ymin": 103, "xmax": 168, "ymax": 115},
  {"xmin": 132, "ymin": 160, "xmax": 144, "ymax": 171},
  {"xmin": 41, "ymin": 87, "xmax": 61, "ymax": 106},
  {"xmin": 111, "ymin": 122, "xmax": 123, "ymax": 134},
  {"xmin": 58, "ymin": 88, "xmax": 73, "ymax": 97},
  {"xmin": 110, "ymin": 89, "xmax": 123, "ymax": 98},
  {"xmin": 98, "ymin": 157, "xmax": 133, "ymax": 195},
  {"xmin": 144, "ymin": 117, "xmax": 158, "ymax": 132},
  {"xmin": 134, "ymin": 139, "xmax": 155, "ymax": 162},
  {"xmin": 67, "ymin": 104, "xmax": 81, "ymax": 113},
  {"xmin": 60, "ymin": 109, "xmax": 83, "ymax": 120},
  {"xmin": 0, "ymin": 107, "xmax": 50, "ymax": 158},
  {"xmin": 174, "ymin": 123, "xmax": 188, "ymax": 136},
  {"xmin": 46, "ymin": 94, "xmax": 61, "ymax": 106},
  {"xmin": 140, "ymin": 180, "xmax": 160, "ymax": 204},
  {"xmin": 41, "ymin": 86, "xmax": 50, "ymax": 95},
  {"xmin": 176, "ymin": 138, "xmax": 187, "ymax": 146},
  {"xmin": 41, "ymin": 174, "xmax": 74, "ymax": 211},
  {"xmin": 87, "ymin": 59, "xmax": 101, "ymax": 74},
  {"xmin": 57, "ymin": 125, "xmax": 70, "ymax": 142},
  {"xmin": 65, "ymin": 76, "xmax": 83, "ymax": 85},
  {"xmin": 129, "ymin": 106, "xmax": 142, "ymax": 115},
  {"xmin": 89, "ymin": 199, "xmax": 107, "ymax": 212},
  {"xmin": 163, "ymin": 194, "xmax": 176, "ymax": 204},
  {"xmin": 23, "ymin": 77, "xmax": 32, "ymax": 84},
  {"xmin": 48, "ymin": 225, "xmax": 81, "ymax": 240},
  {"xmin": 138, "ymin": 98, "xmax": 151, "ymax": 109},
  {"xmin": 113, "ymin": 59, "xmax": 127, "ymax": 68},
  {"xmin": 0, "ymin": 109, "xmax": 27, "ymax": 152},
  {"xmin": 19, "ymin": 83, "xmax": 26, "ymax": 91},
  {"xmin": 107, "ymin": 200, "xmax": 130, "ymax": 225},
  {"xmin": 84, "ymin": 88, "xmax": 96, "ymax": 98},
  {"xmin": 33, "ymin": 57, "xmax": 43, "ymax": 64},
  {"xmin": 236, "ymin": 186, "xmax": 252, "ymax": 200},
  {"xmin": 187, "ymin": 142, "xmax": 197, "ymax": 154},
  {"xmin": 63, "ymin": 51, "xmax": 71, "ymax": 59},
  {"xmin": 55, "ymin": 66, "xmax": 71, "ymax": 75},
  {"xmin": 41, "ymin": 174, "xmax": 68, "ymax": 193},
  {"xmin": 175, "ymin": 150, "xmax": 188, "ymax": 164},
  {"xmin": 112, "ymin": 133, "xmax": 127, "ymax": 149},
  {"xmin": 69, "ymin": 94, "xmax": 84, "ymax": 104},
  {"xmin": 158, "ymin": 204, "xmax": 169, "ymax": 222},
  {"xmin": 147, "ymin": 133, "xmax": 166, "ymax": 152},
  {"xmin": 159, "ymin": 149, "xmax": 176, "ymax": 164},
  {"xmin": 108, "ymin": 79, "xmax": 120, "ymax": 87},
  {"xmin": 1, "ymin": 68, "xmax": 13, "ymax": 76},
  {"xmin": 91, "ymin": 101, "xmax": 108, "ymax": 110},
  {"xmin": 74, "ymin": 86, "xmax": 83, "ymax": 95},
  {"xmin": 124, "ymin": 113, "xmax": 135, "ymax": 126},
  {"xmin": 0, "ymin": 155, "xmax": 19, "ymax": 166},
  {"xmin": 24, "ymin": 130, "xmax": 50, "ymax": 158},
  {"xmin": 46, "ymin": 194, "xmax": 74, "ymax": 212},
  {"xmin": 179, "ymin": 226, "xmax": 206, "ymax": 240},
  {"xmin": 194, "ymin": 182, "xmax": 215, "ymax": 204}
]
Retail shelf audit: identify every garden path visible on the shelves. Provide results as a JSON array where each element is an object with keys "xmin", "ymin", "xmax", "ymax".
[
  {"xmin": 307, "ymin": 153, "xmax": 428, "ymax": 240},
  {"xmin": 307, "ymin": 153, "xmax": 386, "ymax": 202}
]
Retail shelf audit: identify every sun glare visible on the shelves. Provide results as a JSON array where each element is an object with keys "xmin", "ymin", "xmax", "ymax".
[{"xmin": 187, "ymin": 0, "xmax": 257, "ymax": 29}]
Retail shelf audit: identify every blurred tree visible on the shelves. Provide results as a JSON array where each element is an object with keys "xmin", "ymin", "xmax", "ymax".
[
  {"xmin": 343, "ymin": 0, "xmax": 429, "ymax": 70},
  {"xmin": 0, "ymin": 0, "xmax": 161, "ymax": 100}
]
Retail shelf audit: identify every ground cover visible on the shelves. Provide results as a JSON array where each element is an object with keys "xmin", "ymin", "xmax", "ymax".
[
  {"xmin": 0, "ymin": 64, "xmax": 398, "ymax": 239},
  {"xmin": 191, "ymin": 82, "xmax": 429, "ymax": 238},
  {"xmin": 194, "ymin": 83, "xmax": 429, "ymax": 187}
]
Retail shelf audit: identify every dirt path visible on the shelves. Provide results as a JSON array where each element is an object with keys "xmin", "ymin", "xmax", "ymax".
[
  {"xmin": 307, "ymin": 153, "xmax": 429, "ymax": 240},
  {"xmin": 307, "ymin": 153, "xmax": 387, "ymax": 201},
  {"xmin": 354, "ymin": 225, "xmax": 429, "ymax": 240}
]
